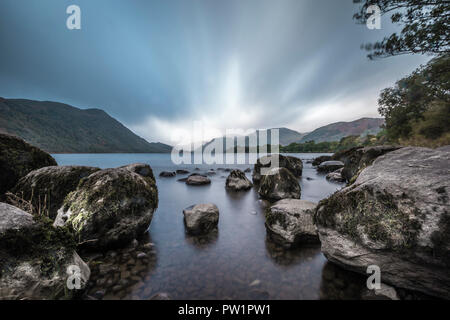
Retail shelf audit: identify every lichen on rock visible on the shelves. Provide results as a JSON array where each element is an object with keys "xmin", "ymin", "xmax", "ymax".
[{"xmin": 54, "ymin": 166, "xmax": 158, "ymax": 249}]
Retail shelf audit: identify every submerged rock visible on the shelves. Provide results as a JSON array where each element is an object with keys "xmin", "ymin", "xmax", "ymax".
[
  {"xmin": 317, "ymin": 161, "xmax": 344, "ymax": 173},
  {"xmin": 315, "ymin": 147, "xmax": 450, "ymax": 299},
  {"xmin": 252, "ymin": 155, "xmax": 303, "ymax": 184},
  {"xmin": 258, "ymin": 167, "xmax": 301, "ymax": 201},
  {"xmin": 54, "ymin": 167, "xmax": 158, "ymax": 249},
  {"xmin": 0, "ymin": 202, "xmax": 90, "ymax": 299},
  {"xmin": 176, "ymin": 169, "xmax": 190, "ymax": 174},
  {"xmin": 0, "ymin": 133, "xmax": 57, "ymax": 195},
  {"xmin": 186, "ymin": 175, "xmax": 211, "ymax": 186},
  {"xmin": 325, "ymin": 168, "xmax": 345, "ymax": 183},
  {"xmin": 265, "ymin": 199, "xmax": 318, "ymax": 248},
  {"xmin": 159, "ymin": 171, "xmax": 176, "ymax": 177},
  {"xmin": 183, "ymin": 204, "xmax": 219, "ymax": 235},
  {"xmin": 312, "ymin": 155, "xmax": 332, "ymax": 167},
  {"xmin": 225, "ymin": 170, "xmax": 253, "ymax": 191},
  {"xmin": 11, "ymin": 166, "xmax": 100, "ymax": 220}
]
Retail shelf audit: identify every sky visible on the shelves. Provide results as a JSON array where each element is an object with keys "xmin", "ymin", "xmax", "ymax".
[{"xmin": 0, "ymin": 0, "xmax": 430, "ymax": 144}]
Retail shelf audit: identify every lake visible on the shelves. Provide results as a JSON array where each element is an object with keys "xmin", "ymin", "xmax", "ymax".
[{"xmin": 53, "ymin": 153, "xmax": 367, "ymax": 300}]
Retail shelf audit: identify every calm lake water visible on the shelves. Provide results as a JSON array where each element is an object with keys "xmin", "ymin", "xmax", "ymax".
[{"xmin": 53, "ymin": 153, "xmax": 367, "ymax": 300}]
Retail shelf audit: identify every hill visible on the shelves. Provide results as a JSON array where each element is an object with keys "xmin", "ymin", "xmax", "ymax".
[
  {"xmin": 299, "ymin": 118, "xmax": 385, "ymax": 143},
  {"xmin": 0, "ymin": 98, "xmax": 172, "ymax": 153}
]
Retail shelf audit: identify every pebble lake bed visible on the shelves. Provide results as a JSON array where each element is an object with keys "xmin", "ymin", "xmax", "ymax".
[{"xmin": 53, "ymin": 153, "xmax": 367, "ymax": 300}]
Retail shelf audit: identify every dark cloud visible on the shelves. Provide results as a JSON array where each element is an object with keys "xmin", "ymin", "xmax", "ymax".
[{"xmin": 0, "ymin": 0, "xmax": 429, "ymax": 143}]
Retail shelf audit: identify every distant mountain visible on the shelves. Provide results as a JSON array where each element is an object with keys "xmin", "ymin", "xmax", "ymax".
[
  {"xmin": 0, "ymin": 98, "xmax": 172, "ymax": 153},
  {"xmin": 275, "ymin": 127, "xmax": 308, "ymax": 146},
  {"xmin": 298, "ymin": 118, "xmax": 384, "ymax": 143}
]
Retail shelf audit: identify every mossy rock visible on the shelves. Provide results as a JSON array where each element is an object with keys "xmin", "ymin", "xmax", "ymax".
[
  {"xmin": 0, "ymin": 202, "xmax": 90, "ymax": 300},
  {"xmin": 265, "ymin": 199, "xmax": 318, "ymax": 248},
  {"xmin": 253, "ymin": 154, "xmax": 303, "ymax": 184},
  {"xmin": 54, "ymin": 166, "xmax": 158, "ymax": 250},
  {"xmin": 0, "ymin": 133, "xmax": 56, "ymax": 196},
  {"xmin": 258, "ymin": 167, "xmax": 301, "ymax": 201},
  {"xmin": 11, "ymin": 166, "xmax": 100, "ymax": 219},
  {"xmin": 315, "ymin": 147, "xmax": 450, "ymax": 299}
]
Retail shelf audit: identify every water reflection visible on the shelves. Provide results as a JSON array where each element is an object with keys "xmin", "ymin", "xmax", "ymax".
[
  {"xmin": 319, "ymin": 262, "xmax": 365, "ymax": 300},
  {"xmin": 54, "ymin": 153, "xmax": 358, "ymax": 300},
  {"xmin": 83, "ymin": 234, "xmax": 158, "ymax": 300},
  {"xmin": 185, "ymin": 229, "xmax": 219, "ymax": 248},
  {"xmin": 265, "ymin": 236, "xmax": 321, "ymax": 266}
]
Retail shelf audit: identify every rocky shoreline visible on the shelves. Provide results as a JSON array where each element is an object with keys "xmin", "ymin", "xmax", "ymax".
[{"xmin": 1, "ymin": 132, "xmax": 449, "ymax": 300}]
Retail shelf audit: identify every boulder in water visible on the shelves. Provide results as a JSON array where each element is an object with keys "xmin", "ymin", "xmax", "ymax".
[
  {"xmin": 253, "ymin": 154, "xmax": 303, "ymax": 184},
  {"xmin": 183, "ymin": 204, "xmax": 219, "ymax": 235},
  {"xmin": 265, "ymin": 199, "xmax": 318, "ymax": 248},
  {"xmin": 315, "ymin": 147, "xmax": 450, "ymax": 299},
  {"xmin": 54, "ymin": 167, "xmax": 158, "ymax": 249},
  {"xmin": 258, "ymin": 167, "xmax": 301, "ymax": 201},
  {"xmin": 226, "ymin": 170, "xmax": 253, "ymax": 191},
  {"xmin": 317, "ymin": 161, "xmax": 344, "ymax": 173}
]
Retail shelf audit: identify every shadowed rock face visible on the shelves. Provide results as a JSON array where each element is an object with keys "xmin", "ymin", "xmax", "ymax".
[
  {"xmin": 339, "ymin": 145, "xmax": 401, "ymax": 183},
  {"xmin": 258, "ymin": 167, "xmax": 301, "ymax": 201},
  {"xmin": 252, "ymin": 155, "xmax": 303, "ymax": 184},
  {"xmin": 0, "ymin": 202, "xmax": 90, "ymax": 300},
  {"xmin": 315, "ymin": 147, "xmax": 450, "ymax": 299},
  {"xmin": 183, "ymin": 204, "xmax": 219, "ymax": 235},
  {"xmin": 0, "ymin": 133, "xmax": 56, "ymax": 195},
  {"xmin": 54, "ymin": 167, "xmax": 158, "ymax": 249},
  {"xmin": 265, "ymin": 199, "xmax": 318, "ymax": 248},
  {"xmin": 226, "ymin": 170, "xmax": 253, "ymax": 191},
  {"xmin": 11, "ymin": 166, "xmax": 100, "ymax": 220}
]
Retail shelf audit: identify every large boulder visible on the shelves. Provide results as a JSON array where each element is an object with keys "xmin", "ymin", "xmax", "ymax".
[
  {"xmin": 226, "ymin": 170, "xmax": 253, "ymax": 191},
  {"xmin": 54, "ymin": 167, "xmax": 158, "ymax": 249},
  {"xmin": 314, "ymin": 147, "xmax": 450, "ymax": 299},
  {"xmin": 10, "ymin": 166, "xmax": 100, "ymax": 220},
  {"xmin": 252, "ymin": 155, "xmax": 303, "ymax": 184},
  {"xmin": 183, "ymin": 204, "xmax": 219, "ymax": 235},
  {"xmin": 265, "ymin": 199, "xmax": 318, "ymax": 248},
  {"xmin": 340, "ymin": 145, "xmax": 401, "ymax": 183},
  {"xmin": 317, "ymin": 161, "xmax": 344, "ymax": 173},
  {"xmin": 119, "ymin": 163, "xmax": 156, "ymax": 183},
  {"xmin": 0, "ymin": 133, "xmax": 57, "ymax": 195},
  {"xmin": 0, "ymin": 202, "xmax": 90, "ymax": 299},
  {"xmin": 258, "ymin": 167, "xmax": 301, "ymax": 201}
]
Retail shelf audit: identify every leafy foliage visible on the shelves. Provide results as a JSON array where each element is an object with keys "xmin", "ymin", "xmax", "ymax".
[
  {"xmin": 353, "ymin": 0, "xmax": 449, "ymax": 59},
  {"xmin": 280, "ymin": 132, "xmax": 387, "ymax": 153},
  {"xmin": 378, "ymin": 54, "xmax": 450, "ymax": 143}
]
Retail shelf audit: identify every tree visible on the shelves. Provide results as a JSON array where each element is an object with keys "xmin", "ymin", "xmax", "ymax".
[
  {"xmin": 353, "ymin": 0, "xmax": 450, "ymax": 59},
  {"xmin": 378, "ymin": 54, "xmax": 450, "ymax": 140}
]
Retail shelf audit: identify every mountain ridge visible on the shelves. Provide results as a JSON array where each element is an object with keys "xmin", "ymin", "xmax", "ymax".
[{"xmin": 0, "ymin": 97, "xmax": 172, "ymax": 153}]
